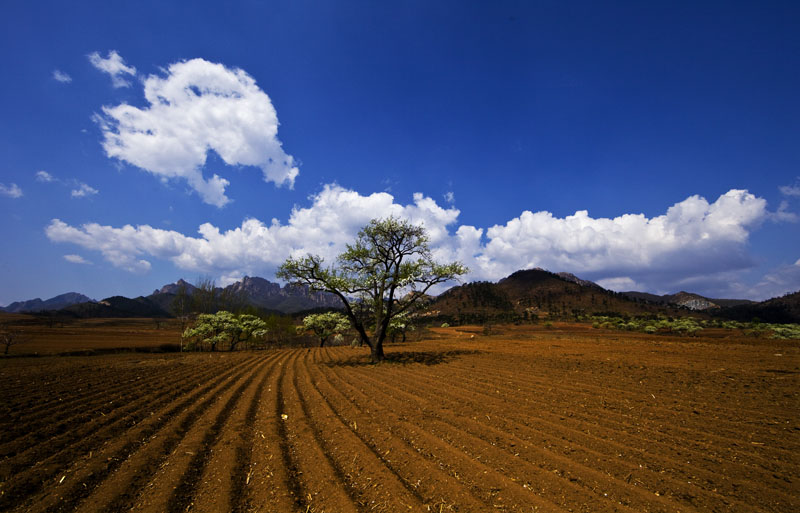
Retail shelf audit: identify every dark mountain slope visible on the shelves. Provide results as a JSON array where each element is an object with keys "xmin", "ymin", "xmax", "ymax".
[
  {"xmin": 428, "ymin": 269, "xmax": 677, "ymax": 323},
  {"xmin": 1, "ymin": 292, "xmax": 93, "ymax": 313},
  {"xmin": 715, "ymin": 290, "xmax": 800, "ymax": 323}
]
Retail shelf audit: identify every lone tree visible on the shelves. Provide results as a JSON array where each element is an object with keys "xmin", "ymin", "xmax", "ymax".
[
  {"xmin": 300, "ymin": 311, "xmax": 350, "ymax": 347},
  {"xmin": 0, "ymin": 329, "xmax": 27, "ymax": 355},
  {"xmin": 278, "ymin": 217, "xmax": 467, "ymax": 362}
]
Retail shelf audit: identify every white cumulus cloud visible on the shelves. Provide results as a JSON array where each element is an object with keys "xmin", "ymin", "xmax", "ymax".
[
  {"xmin": 94, "ymin": 58, "xmax": 299, "ymax": 207},
  {"xmin": 88, "ymin": 50, "xmax": 136, "ymax": 87},
  {"xmin": 52, "ymin": 70, "xmax": 72, "ymax": 83},
  {"xmin": 45, "ymin": 184, "xmax": 456, "ymax": 277},
  {"xmin": 71, "ymin": 182, "xmax": 99, "ymax": 198},
  {"xmin": 45, "ymin": 186, "xmax": 778, "ymax": 297},
  {"xmin": 64, "ymin": 254, "xmax": 92, "ymax": 265},
  {"xmin": 0, "ymin": 183, "xmax": 23, "ymax": 198},
  {"xmin": 479, "ymin": 189, "xmax": 767, "ymax": 287}
]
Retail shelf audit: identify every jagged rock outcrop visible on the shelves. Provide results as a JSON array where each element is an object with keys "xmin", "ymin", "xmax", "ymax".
[{"xmin": 225, "ymin": 276, "xmax": 342, "ymax": 313}]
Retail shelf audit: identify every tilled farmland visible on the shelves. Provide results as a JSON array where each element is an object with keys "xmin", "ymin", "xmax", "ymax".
[{"xmin": 1, "ymin": 327, "xmax": 798, "ymax": 512}]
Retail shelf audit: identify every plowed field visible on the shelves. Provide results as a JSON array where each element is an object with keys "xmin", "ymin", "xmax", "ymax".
[{"xmin": 1, "ymin": 325, "xmax": 798, "ymax": 512}]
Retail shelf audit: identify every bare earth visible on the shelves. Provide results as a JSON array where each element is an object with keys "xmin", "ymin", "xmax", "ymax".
[{"xmin": 1, "ymin": 324, "xmax": 798, "ymax": 512}]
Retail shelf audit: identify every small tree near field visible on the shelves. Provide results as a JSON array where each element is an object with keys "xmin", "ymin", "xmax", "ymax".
[
  {"xmin": 182, "ymin": 311, "xmax": 268, "ymax": 351},
  {"xmin": 387, "ymin": 312, "xmax": 415, "ymax": 343},
  {"xmin": 1, "ymin": 329, "xmax": 27, "ymax": 355},
  {"xmin": 301, "ymin": 312, "xmax": 350, "ymax": 347},
  {"xmin": 278, "ymin": 217, "xmax": 467, "ymax": 362}
]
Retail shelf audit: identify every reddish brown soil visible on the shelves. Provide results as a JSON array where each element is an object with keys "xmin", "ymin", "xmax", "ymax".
[
  {"xmin": 1, "ymin": 324, "xmax": 798, "ymax": 512},
  {"xmin": 0, "ymin": 314, "xmax": 184, "ymax": 354}
]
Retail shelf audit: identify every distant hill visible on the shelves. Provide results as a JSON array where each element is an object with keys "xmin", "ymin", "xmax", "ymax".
[
  {"xmin": 622, "ymin": 291, "xmax": 753, "ymax": 311},
  {"xmin": 59, "ymin": 295, "xmax": 171, "ymax": 318},
  {"xmin": 48, "ymin": 276, "xmax": 343, "ymax": 318},
  {"xmin": 7, "ymin": 272, "xmax": 796, "ymax": 322},
  {"xmin": 714, "ymin": 290, "xmax": 800, "ymax": 323},
  {"xmin": 1, "ymin": 292, "xmax": 93, "ymax": 313},
  {"xmin": 425, "ymin": 269, "xmax": 679, "ymax": 323},
  {"xmin": 152, "ymin": 278, "xmax": 197, "ymax": 296}
]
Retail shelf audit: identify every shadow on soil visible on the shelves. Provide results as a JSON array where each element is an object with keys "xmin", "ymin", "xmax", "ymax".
[{"xmin": 326, "ymin": 349, "xmax": 482, "ymax": 367}]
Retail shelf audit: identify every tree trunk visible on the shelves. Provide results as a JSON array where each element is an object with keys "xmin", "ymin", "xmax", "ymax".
[{"xmin": 370, "ymin": 342, "xmax": 385, "ymax": 362}]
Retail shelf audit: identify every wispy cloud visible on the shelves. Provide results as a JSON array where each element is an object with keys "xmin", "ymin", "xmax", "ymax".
[
  {"xmin": 36, "ymin": 170, "xmax": 55, "ymax": 182},
  {"xmin": 770, "ymin": 200, "xmax": 799, "ymax": 223},
  {"xmin": 94, "ymin": 58, "xmax": 298, "ymax": 207},
  {"xmin": 444, "ymin": 191, "xmax": 455, "ymax": 205},
  {"xmin": 52, "ymin": 70, "xmax": 72, "ymax": 83},
  {"xmin": 36, "ymin": 171, "xmax": 98, "ymax": 198},
  {"xmin": 63, "ymin": 254, "xmax": 92, "ymax": 265},
  {"xmin": 88, "ymin": 50, "xmax": 136, "ymax": 88},
  {"xmin": 71, "ymin": 183, "xmax": 99, "ymax": 198},
  {"xmin": 780, "ymin": 179, "xmax": 800, "ymax": 197},
  {"xmin": 0, "ymin": 183, "xmax": 23, "ymax": 198}
]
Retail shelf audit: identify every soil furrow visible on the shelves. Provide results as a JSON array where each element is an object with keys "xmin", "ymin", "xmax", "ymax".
[
  {"xmin": 460, "ymin": 367, "xmax": 800, "ymax": 458},
  {"xmin": 296, "ymin": 348, "xmax": 425, "ymax": 512},
  {"xmin": 187, "ymin": 351, "xmax": 280, "ymax": 513},
  {"xmin": 108, "ymin": 355, "xmax": 262, "ymax": 513},
  {"xmin": 0, "ymin": 355, "xmax": 256, "ymax": 512},
  {"xmin": 313, "ymin": 347, "xmax": 534, "ymax": 512},
  {"xmin": 388, "ymin": 360, "xmax": 791, "ymax": 508},
  {"xmin": 227, "ymin": 356, "xmax": 273, "ymax": 513},
  {"xmin": 397, "ymin": 357, "xmax": 800, "ymax": 498},
  {"xmin": 274, "ymin": 350, "xmax": 310, "ymax": 512},
  {"xmin": 164, "ymin": 356, "xmax": 266, "ymax": 513},
  {"xmin": 279, "ymin": 349, "xmax": 361, "ymax": 513},
  {"xmin": 443, "ymin": 349, "xmax": 798, "ymax": 448},
  {"xmin": 244, "ymin": 350, "xmax": 297, "ymax": 512},
  {"xmin": 31, "ymin": 354, "xmax": 259, "ymax": 513},
  {"xmin": 352, "ymin": 359, "xmax": 779, "ymax": 513},
  {"xmin": 335, "ymin": 361, "xmax": 640, "ymax": 513},
  {"xmin": 411, "ymin": 351, "xmax": 800, "ymax": 471},
  {"xmin": 444, "ymin": 353, "xmax": 793, "ymax": 423},
  {"xmin": 0, "ymin": 360, "xmax": 224, "ymax": 473},
  {"xmin": 1, "ymin": 359, "xmax": 201, "ymax": 440}
]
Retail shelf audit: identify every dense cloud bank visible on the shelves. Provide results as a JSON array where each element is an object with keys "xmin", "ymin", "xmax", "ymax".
[{"xmin": 46, "ymin": 185, "xmax": 795, "ymax": 300}]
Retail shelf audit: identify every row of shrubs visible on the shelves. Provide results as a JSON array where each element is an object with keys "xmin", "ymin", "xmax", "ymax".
[{"xmin": 591, "ymin": 315, "xmax": 800, "ymax": 339}]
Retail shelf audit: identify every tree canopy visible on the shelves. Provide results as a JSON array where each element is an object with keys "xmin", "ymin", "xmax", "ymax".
[
  {"xmin": 300, "ymin": 311, "xmax": 350, "ymax": 347},
  {"xmin": 278, "ymin": 217, "xmax": 467, "ymax": 361},
  {"xmin": 182, "ymin": 311, "xmax": 268, "ymax": 351}
]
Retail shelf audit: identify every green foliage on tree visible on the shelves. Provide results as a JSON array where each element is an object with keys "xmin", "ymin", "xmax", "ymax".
[
  {"xmin": 387, "ymin": 311, "xmax": 415, "ymax": 342},
  {"xmin": 300, "ymin": 311, "xmax": 350, "ymax": 347},
  {"xmin": 278, "ymin": 217, "xmax": 467, "ymax": 362},
  {"xmin": 182, "ymin": 311, "xmax": 268, "ymax": 351}
]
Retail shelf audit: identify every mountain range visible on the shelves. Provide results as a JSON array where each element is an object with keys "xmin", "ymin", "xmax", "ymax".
[
  {"xmin": 1, "ymin": 292, "xmax": 94, "ymax": 313},
  {"xmin": 2, "ymin": 270, "xmax": 797, "ymax": 323},
  {"xmin": 424, "ymin": 269, "xmax": 796, "ymax": 323},
  {"xmin": 1, "ymin": 276, "xmax": 341, "ymax": 318}
]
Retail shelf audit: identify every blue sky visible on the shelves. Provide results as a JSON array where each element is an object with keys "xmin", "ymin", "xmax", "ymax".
[{"xmin": 2, "ymin": 0, "xmax": 799, "ymax": 305}]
